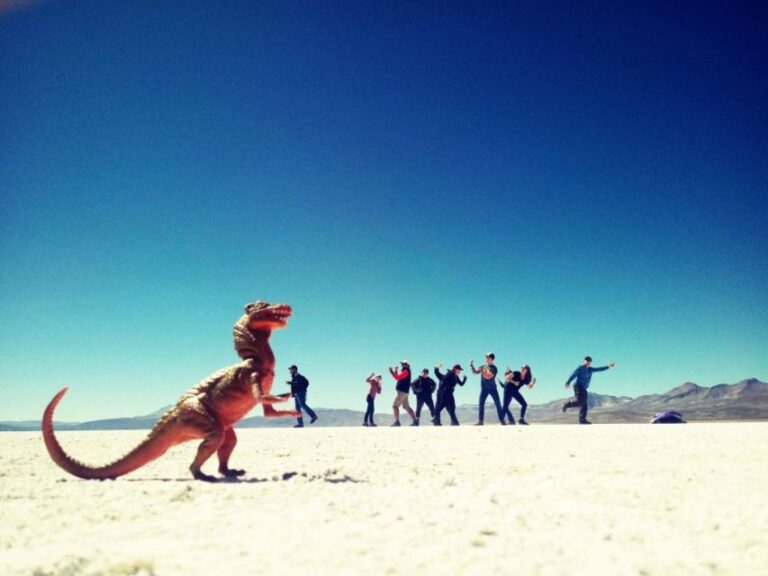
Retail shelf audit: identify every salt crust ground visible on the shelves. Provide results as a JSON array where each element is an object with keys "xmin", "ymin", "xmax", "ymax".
[{"xmin": 1, "ymin": 423, "xmax": 766, "ymax": 576}]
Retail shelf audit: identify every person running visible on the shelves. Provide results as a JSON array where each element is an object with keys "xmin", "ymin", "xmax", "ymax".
[
  {"xmin": 470, "ymin": 353, "xmax": 505, "ymax": 425},
  {"xmin": 432, "ymin": 363, "xmax": 466, "ymax": 426},
  {"xmin": 390, "ymin": 360, "xmax": 416, "ymax": 427},
  {"xmin": 500, "ymin": 365, "xmax": 536, "ymax": 425},
  {"xmin": 562, "ymin": 356, "xmax": 616, "ymax": 424},
  {"xmin": 411, "ymin": 368, "xmax": 437, "ymax": 426},
  {"xmin": 286, "ymin": 365, "xmax": 318, "ymax": 428},
  {"xmin": 363, "ymin": 373, "xmax": 382, "ymax": 427}
]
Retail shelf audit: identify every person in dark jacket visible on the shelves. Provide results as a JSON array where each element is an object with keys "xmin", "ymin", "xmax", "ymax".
[
  {"xmin": 562, "ymin": 356, "xmax": 616, "ymax": 424},
  {"xmin": 411, "ymin": 369, "xmax": 437, "ymax": 426},
  {"xmin": 286, "ymin": 364, "xmax": 318, "ymax": 428},
  {"xmin": 500, "ymin": 365, "xmax": 536, "ymax": 425},
  {"xmin": 432, "ymin": 363, "xmax": 466, "ymax": 426},
  {"xmin": 390, "ymin": 360, "xmax": 416, "ymax": 426}
]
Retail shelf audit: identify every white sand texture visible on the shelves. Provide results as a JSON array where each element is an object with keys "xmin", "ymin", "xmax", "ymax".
[{"xmin": 1, "ymin": 423, "xmax": 767, "ymax": 576}]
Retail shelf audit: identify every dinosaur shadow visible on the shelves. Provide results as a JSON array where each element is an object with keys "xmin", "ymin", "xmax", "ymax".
[{"xmin": 124, "ymin": 471, "xmax": 364, "ymax": 484}]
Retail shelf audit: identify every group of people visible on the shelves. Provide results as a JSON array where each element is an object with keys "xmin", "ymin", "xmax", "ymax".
[
  {"xmin": 364, "ymin": 353, "xmax": 539, "ymax": 427},
  {"xmin": 276, "ymin": 354, "xmax": 617, "ymax": 428},
  {"xmin": 364, "ymin": 353, "xmax": 616, "ymax": 426},
  {"xmin": 245, "ymin": 355, "xmax": 616, "ymax": 428}
]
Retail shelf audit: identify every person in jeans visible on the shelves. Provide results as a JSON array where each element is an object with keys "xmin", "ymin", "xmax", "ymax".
[
  {"xmin": 389, "ymin": 360, "xmax": 416, "ymax": 427},
  {"xmin": 470, "ymin": 353, "xmax": 505, "ymax": 425},
  {"xmin": 432, "ymin": 363, "xmax": 466, "ymax": 426},
  {"xmin": 286, "ymin": 364, "xmax": 318, "ymax": 428},
  {"xmin": 363, "ymin": 373, "xmax": 382, "ymax": 427},
  {"xmin": 500, "ymin": 366, "xmax": 536, "ymax": 425},
  {"xmin": 411, "ymin": 368, "xmax": 437, "ymax": 426},
  {"xmin": 562, "ymin": 356, "xmax": 616, "ymax": 424}
]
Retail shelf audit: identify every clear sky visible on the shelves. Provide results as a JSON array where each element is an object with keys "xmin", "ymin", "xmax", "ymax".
[{"xmin": 1, "ymin": 1, "xmax": 766, "ymax": 421}]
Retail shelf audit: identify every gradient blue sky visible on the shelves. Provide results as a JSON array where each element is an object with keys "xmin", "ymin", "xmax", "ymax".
[{"xmin": 1, "ymin": 1, "xmax": 766, "ymax": 421}]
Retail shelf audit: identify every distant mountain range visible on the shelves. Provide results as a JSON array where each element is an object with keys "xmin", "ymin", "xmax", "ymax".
[
  {"xmin": 3, "ymin": 379, "xmax": 766, "ymax": 431},
  {"xmin": 522, "ymin": 378, "xmax": 768, "ymax": 423}
]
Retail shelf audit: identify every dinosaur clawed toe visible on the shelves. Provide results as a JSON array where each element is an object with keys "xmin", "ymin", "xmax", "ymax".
[
  {"xmin": 191, "ymin": 468, "xmax": 219, "ymax": 482},
  {"xmin": 219, "ymin": 467, "xmax": 246, "ymax": 478}
]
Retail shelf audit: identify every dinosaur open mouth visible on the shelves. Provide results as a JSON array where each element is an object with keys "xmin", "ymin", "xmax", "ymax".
[
  {"xmin": 268, "ymin": 305, "xmax": 292, "ymax": 319},
  {"xmin": 263, "ymin": 304, "xmax": 292, "ymax": 324}
]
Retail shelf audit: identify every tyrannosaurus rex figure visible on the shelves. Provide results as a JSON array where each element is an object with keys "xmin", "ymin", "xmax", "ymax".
[{"xmin": 43, "ymin": 301, "xmax": 299, "ymax": 482}]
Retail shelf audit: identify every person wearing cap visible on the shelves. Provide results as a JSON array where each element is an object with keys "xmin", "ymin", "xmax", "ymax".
[
  {"xmin": 389, "ymin": 360, "xmax": 416, "ymax": 426},
  {"xmin": 432, "ymin": 363, "xmax": 466, "ymax": 426},
  {"xmin": 562, "ymin": 356, "xmax": 616, "ymax": 424},
  {"xmin": 286, "ymin": 364, "xmax": 318, "ymax": 428},
  {"xmin": 470, "ymin": 353, "xmax": 505, "ymax": 425},
  {"xmin": 363, "ymin": 373, "xmax": 382, "ymax": 427},
  {"xmin": 411, "ymin": 369, "xmax": 437, "ymax": 426}
]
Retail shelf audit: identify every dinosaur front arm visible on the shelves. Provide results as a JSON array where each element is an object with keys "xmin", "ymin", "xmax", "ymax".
[
  {"xmin": 261, "ymin": 393, "xmax": 292, "ymax": 404},
  {"xmin": 249, "ymin": 371, "xmax": 288, "ymax": 403},
  {"xmin": 262, "ymin": 404, "xmax": 302, "ymax": 418},
  {"xmin": 247, "ymin": 364, "xmax": 299, "ymax": 417}
]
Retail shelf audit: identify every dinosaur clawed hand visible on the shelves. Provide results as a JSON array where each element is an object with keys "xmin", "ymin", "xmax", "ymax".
[
  {"xmin": 262, "ymin": 405, "xmax": 302, "ymax": 418},
  {"xmin": 261, "ymin": 393, "xmax": 293, "ymax": 405}
]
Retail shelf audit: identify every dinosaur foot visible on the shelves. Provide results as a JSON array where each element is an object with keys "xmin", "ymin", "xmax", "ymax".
[
  {"xmin": 219, "ymin": 467, "xmax": 246, "ymax": 478},
  {"xmin": 191, "ymin": 469, "xmax": 219, "ymax": 483}
]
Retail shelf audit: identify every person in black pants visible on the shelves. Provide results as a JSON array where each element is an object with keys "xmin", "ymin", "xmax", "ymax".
[
  {"xmin": 562, "ymin": 356, "xmax": 616, "ymax": 424},
  {"xmin": 411, "ymin": 369, "xmax": 437, "ymax": 426},
  {"xmin": 363, "ymin": 373, "xmax": 382, "ymax": 426},
  {"xmin": 500, "ymin": 366, "xmax": 536, "ymax": 425},
  {"xmin": 432, "ymin": 363, "xmax": 466, "ymax": 426},
  {"xmin": 286, "ymin": 364, "xmax": 318, "ymax": 428}
]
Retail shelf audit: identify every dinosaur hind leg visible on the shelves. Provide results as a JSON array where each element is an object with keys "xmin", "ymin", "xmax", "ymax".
[
  {"xmin": 217, "ymin": 428, "xmax": 245, "ymax": 478},
  {"xmin": 189, "ymin": 429, "xmax": 225, "ymax": 482}
]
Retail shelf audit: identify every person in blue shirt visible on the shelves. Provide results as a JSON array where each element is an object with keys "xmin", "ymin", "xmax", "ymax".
[{"xmin": 562, "ymin": 356, "xmax": 616, "ymax": 424}]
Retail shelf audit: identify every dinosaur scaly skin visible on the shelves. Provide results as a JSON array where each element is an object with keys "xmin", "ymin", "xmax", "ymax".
[{"xmin": 42, "ymin": 301, "xmax": 300, "ymax": 482}]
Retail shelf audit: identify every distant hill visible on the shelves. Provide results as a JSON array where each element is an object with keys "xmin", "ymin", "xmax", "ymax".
[
  {"xmin": 532, "ymin": 378, "xmax": 768, "ymax": 424},
  {"xmin": 3, "ymin": 379, "xmax": 766, "ymax": 430}
]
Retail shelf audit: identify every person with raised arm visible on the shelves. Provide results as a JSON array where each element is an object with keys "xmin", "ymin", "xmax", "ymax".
[
  {"xmin": 432, "ymin": 363, "xmax": 466, "ymax": 426},
  {"xmin": 470, "ymin": 353, "xmax": 505, "ymax": 425},
  {"xmin": 389, "ymin": 360, "xmax": 417, "ymax": 427},
  {"xmin": 562, "ymin": 356, "xmax": 616, "ymax": 424},
  {"xmin": 363, "ymin": 373, "xmax": 382, "ymax": 427},
  {"xmin": 499, "ymin": 365, "xmax": 536, "ymax": 425}
]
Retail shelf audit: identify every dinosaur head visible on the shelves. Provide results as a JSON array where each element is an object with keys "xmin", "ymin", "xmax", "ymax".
[{"xmin": 245, "ymin": 301, "xmax": 292, "ymax": 331}]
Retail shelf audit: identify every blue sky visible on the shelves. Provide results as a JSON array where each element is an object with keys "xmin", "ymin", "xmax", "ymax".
[{"xmin": 1, "ymin": 1, "xmax": 766, "ymax": 421}]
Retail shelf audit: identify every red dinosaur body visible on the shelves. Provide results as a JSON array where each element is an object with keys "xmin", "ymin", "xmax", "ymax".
[{"xmin": 42, "ymin": 301, "xmax": 299, "ymax": 482}]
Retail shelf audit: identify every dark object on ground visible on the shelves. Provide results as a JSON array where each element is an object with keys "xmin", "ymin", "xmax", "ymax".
[{"xmin": 651, "ymin": 410, "xmax": 686, "ymax": 424}]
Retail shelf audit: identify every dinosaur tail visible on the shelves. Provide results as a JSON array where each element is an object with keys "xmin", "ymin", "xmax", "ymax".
[{"xmin": 42, "ymin": 387, "xmax": 174, "ymax": 480}]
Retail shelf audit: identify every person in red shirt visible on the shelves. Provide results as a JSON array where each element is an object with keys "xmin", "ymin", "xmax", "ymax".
[
  {"xmin": 389, "ymin": 360, "xmax": 417, "ymax": 426},
  {"xmin": 363, "ymin": 373, "xmax": 382, "ymax": 427}
]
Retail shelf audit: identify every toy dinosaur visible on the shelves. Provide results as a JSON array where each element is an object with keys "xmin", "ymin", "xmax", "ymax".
[{"xmin": 43, "ymin": 301, "xmax": 299, "ymax": 482}]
